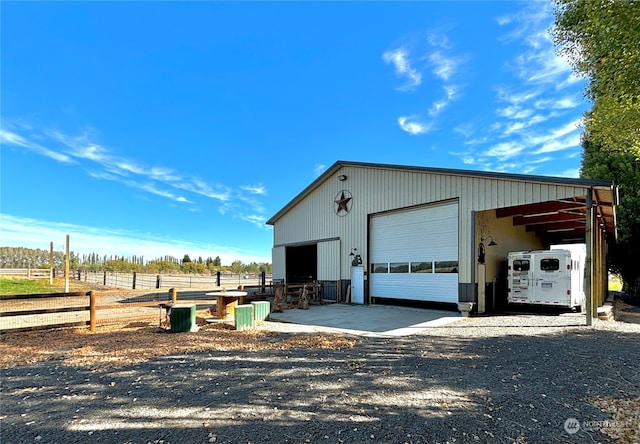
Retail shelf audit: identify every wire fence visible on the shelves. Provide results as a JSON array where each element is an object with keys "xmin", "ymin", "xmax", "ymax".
[{"xmin": 78, "ymin": 271, "xmax": 272, "ymax": 290}]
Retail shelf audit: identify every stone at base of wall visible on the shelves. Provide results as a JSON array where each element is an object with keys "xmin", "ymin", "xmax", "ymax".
[{"xmin": 458, "ymin": 302, "xmax": 474, "ymax": 317}]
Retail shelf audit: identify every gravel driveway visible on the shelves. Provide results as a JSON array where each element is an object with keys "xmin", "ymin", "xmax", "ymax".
[{"xmin": 2, "ymin": 311, "xmax": 639, "ymax": 444}]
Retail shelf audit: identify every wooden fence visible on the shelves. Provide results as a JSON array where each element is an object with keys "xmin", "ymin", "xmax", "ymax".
[
  {"xmin": 0, "ymin": 268, "xmax": 52, "ymax": 278},
  {"xmin": 0, "ymin": 287, "xmax": 225, "ymax": 333}
]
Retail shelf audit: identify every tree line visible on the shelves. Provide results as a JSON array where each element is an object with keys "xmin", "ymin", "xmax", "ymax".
[
  {"xmin": 553, "ymin": 0, "xmax": 640, "ymax": 294},
  {"xmin": 0, "ymin": 246, "xmax": 272, "ymax": 275}
]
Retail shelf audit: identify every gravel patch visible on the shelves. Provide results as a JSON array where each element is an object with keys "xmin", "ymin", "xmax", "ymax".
[{"xmin": 2, "ymin": 308, "xmax": 639, "ymax": 444}]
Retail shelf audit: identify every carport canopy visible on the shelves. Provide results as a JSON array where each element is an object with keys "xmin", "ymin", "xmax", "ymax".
[{"xmin": 494, "ymin": 186, "xmax": 617, "ymax": 245}]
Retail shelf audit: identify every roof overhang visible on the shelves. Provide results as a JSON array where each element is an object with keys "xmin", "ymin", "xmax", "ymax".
[{"xmin": 495, "ymin": 186, "xmax": 618, "ymax": 244}]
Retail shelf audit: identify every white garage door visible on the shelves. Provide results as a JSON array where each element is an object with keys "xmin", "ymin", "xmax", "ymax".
[{"xmin": 370, "ymin": 201, "xmax": 459, "ymax": 303}]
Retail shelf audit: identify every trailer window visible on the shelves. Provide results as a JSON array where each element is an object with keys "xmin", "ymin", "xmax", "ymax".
[
  {"xmin": 540, "ymin": 258, "xmax": 560, "ymax": 271},
  {"xmin": 513, "ymin": 260, "xmax": 530, "ymax": 271}
]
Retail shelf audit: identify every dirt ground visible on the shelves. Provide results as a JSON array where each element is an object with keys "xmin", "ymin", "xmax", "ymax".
[
  {"xmin": 1, "ymin": 298, "xmax": 638, "ymax": 444},
  {"xmin": 613, "ymin": 298, "xmax": 640, "ymax": 325}
]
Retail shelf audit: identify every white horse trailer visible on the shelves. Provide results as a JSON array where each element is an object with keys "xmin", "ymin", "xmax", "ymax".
[{"xmin": 507, "ymin": 249, "xmax": 585, "ymax": 310}]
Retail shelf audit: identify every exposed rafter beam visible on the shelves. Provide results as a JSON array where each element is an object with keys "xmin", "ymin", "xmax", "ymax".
[
  {"xmin": 496, "ymin": 200, "xmax": 584, "ymax": 218},
  {"xmin": 513, "ymin": 212, "xmax": 585, "ymax": 226},
  {"xmin": 525, "ymin": 220, "xmax": 585, "ymax": 232}
]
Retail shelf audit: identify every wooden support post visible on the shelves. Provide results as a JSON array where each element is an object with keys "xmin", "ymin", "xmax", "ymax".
[
  {"xmin": 133, "ymin": 271, "xmax": 137, "ymax": 290},
  {"xmin": 49, "ymin": 241, "xmax": 54, "ymax": 285},
  {"xmin": 585, "ymin": 189, "xmax": 594, "ymax": 326},
  {"xmin": 156, "ymin": 274, "xmax": 161, "ymax": 289},
  {"xmin": 170, "ymin": 287, "xmax": 177, "ymax": 304},
  {"xmin": 89, "ymin": 291, "xmax": 96, "ymax": 332},
  {"xmin": 64, "ymin": 234, "xmax": 70, "ymax": 293}
]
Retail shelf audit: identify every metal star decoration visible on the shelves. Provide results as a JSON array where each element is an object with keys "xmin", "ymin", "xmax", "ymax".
[{"xmin": 334, "ymin": 190, "xmax": 353, "ymax": 215}]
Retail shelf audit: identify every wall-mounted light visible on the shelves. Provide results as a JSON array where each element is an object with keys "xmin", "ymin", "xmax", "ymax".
[
  {"xmin": 338, "ymin": 174, "xmax": 347, "ymax": 181},
  {"xmin": 481, "ymin": 235, "xmax": 498, "ymax": 246},
  {"xmin": 478, "ymin": 236, "xmax": 497, "ymax": 264}
]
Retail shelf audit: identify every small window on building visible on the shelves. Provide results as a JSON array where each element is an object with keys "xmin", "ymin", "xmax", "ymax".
[
  {"xmin": 390, "ymin": 262, "xmax": 409, "ymax": 273},
  {"xmin": 540, "ymin": 258, "xmax": 560, "ymax": 271},
  {"xmin": 513, "ymin": 260, "xmax": 530, "ymax": 271},
  {"xmin": 411, "ymin": 261, "xmax": 433, "ymax": 273},
  {"xmin": 435, "ymin": 261, "xmax": 459, "ymax": 273},
  {"xmin": 371, "ymin": 263, "xmax": 389, "ymax": 273}
]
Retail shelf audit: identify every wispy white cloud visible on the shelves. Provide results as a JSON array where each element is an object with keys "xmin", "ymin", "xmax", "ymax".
[
  {"xmin": 240, "ymin": 184, "xmax": 267, "ymax": 195},
  {"xmin": 450, "ymin": 2, "xmax": 588, "ymax": 174},
  {"xmin": 533, "ymin": 96, "xmax": 580, "ymax": 110},
  {"xmin": 533, "ymin": 133, "xmax": 581, "ymax": 154},
  {"xmin": 428, "ymin": 51, "xmax": 459, "ymax": 82},
  {"xmin": 481, "ymin": 141, "xmax": 524, "ymax": 159},
  {"xmin": 384, "ymin": 30, "xmax": 465, "ymax": 136},
  {"xmin": 426, "ymin": 31, "xmax": 452, "ymax": 50},
  {"xmin": 398, "ymin": 116, "xmax": 432, "ymax": 135},
  {"xmin": 1, "ymin": 124, "xmax": 270, "ymax": 228},
  {"xmin": 0, "ymin": 214, "xmax": 271, "ymax": 264},
  {"xmin": 382, "ymin": 48, "xmax": 422, "ymax": 91},
  {"xmin": 429, "ymin": 85, "xmax": 459, "ymax": 117},
  {"xmin": 138, "ymin": 183, "xmax": 192, "ymax": 203},
  {"xmin": 1, "ymin": 129, "xmax": 74, "ymax": 163},
  {"xmin": 241, "ymin": 214, "xmax": 269, "ymax": 230},
  {"xmin": 313, "ymin": 164, "xmax": 327, "ymax": 177}
]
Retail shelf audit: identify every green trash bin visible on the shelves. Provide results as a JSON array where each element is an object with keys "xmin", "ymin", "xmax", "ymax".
[
  {"xmin": 170, "ymin": 304, "xmax": 197, "ymax": 333},
  {"xmin": 234, "ymin": 304, "xmax": 255, "ymax": 331}
]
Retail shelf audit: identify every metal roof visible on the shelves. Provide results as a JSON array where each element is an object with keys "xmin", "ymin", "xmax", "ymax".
[{"xmin": 266, "ymin": 160, "xmax": 617, "ymax": 242}]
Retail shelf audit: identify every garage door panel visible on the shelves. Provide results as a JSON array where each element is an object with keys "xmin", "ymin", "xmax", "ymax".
[
  {"xmin": 370, "ymin": 202, "xmax": 458, "ymax": 304},
  {"xmin": 370, "ymin": 274, "xmax": 458, "ymax": 303}
]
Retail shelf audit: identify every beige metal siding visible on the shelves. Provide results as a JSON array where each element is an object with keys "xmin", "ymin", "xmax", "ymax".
[
  {"xmin": 272, "ymin": 246, "xmax": 286, "ymax": 280},
  {"xmin": 317, "ymin": 239, "xmax": 341, "ymax": 280},
  {"xmin": 272, "ymin": 165, "xmax": 589, "ymax": 283}
]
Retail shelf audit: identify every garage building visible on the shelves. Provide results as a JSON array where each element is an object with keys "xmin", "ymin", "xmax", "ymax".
[{"xmin": 266, "ymin": 161, "xmax": 618, "ymax": 316}]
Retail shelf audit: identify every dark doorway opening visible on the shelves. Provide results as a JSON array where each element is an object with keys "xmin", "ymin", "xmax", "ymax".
[{"xmin": 286, "ymin": 244, "xmax": 317, "ymax": 283}]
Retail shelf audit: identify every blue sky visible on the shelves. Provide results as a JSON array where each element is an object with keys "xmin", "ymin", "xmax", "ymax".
[{"xmin": 1, "ymin": 1, "xmax": 588, "ymax": 265}]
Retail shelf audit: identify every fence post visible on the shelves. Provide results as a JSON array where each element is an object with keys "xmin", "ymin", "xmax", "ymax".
[
  {"xmin": 261, "ymin": 271, "xmax": 266, "ymax": 293},
  {"xmin": 89, "ymin": 291, "xmax": 96, "ymax": 332},
  {"xmin": 170, "ymin": 288, "xmax": 177, "ymax": 304},
  {"xmin": 133, "ymin": 271, "xmax": 137, "ymax": 290},
  {"xmin": 216, "ymin": 271, "xmax": 221, "ymax": 287},
  {"xmin": 156, "ymin": 274, "xmax": 161, "ymax": 289},
  {"xmin": 103, "ymin": 270, "xmax": 107, "ymax": 286}
]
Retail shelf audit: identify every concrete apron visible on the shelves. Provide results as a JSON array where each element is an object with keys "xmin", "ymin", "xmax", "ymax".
[{"xmin": 267, "ymin": 303, "xmax": 462, "ymax": 338}]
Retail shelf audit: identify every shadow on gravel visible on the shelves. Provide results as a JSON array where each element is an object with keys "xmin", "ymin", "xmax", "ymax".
[{"xmin": 2, "ymin": 327, "xmax": 639, "ymax": 444}]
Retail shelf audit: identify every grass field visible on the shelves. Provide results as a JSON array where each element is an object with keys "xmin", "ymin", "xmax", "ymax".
[
  {"xmin": 609, "ymin": 274, "xmax": 624, "ymax": 292},
  {"xmin": 0, "ymin": 277, "xmax": 94, "ymax": 295}
]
